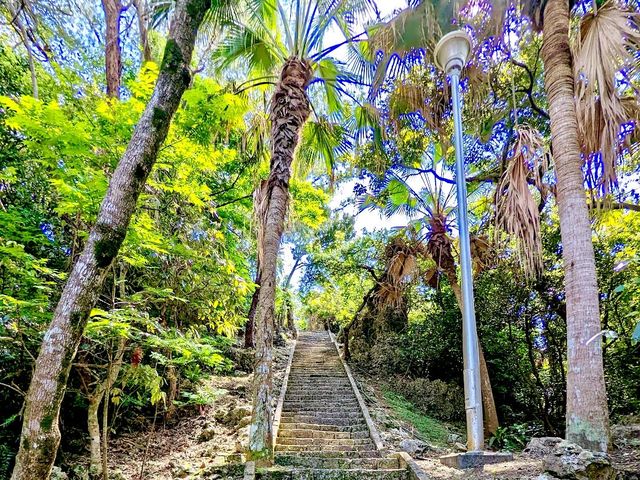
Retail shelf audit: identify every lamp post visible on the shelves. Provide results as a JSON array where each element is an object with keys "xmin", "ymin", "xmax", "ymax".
[{"xmin": 434, "ymin": 30, "xmax": 484, "ymax": 453}]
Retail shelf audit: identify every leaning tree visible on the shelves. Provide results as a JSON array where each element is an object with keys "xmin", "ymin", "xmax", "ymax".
[{"xmin": 10, "ymin": 1, "xmax": 236, "ymax": 478}]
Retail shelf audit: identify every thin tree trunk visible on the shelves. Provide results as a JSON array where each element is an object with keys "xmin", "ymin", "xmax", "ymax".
[
  {"xmin": 245, "ymin": 263, "xmax": 261, "ymax": 348},
  {"xmin": 101, "ymin": 0, "xmax": 124, "ymax": 98},
  {"xmin": 87, "ymin": 397, "xmax": 102, "ymax": 477},
  {"xmin": 541, "ymin": 0, "xmax": 609, "ymax": 452},
  {"xmin": 447, "ymin": 274, "xmax": 499, "ymax": 436},
  {"xmin": 248, "ymin": 57, "xmax": 312, "ymax": 462},
  {"xmin": 87, "ymin": 337, "xmax": 126, "ymax": 477},
  {"xmin": 11, "ymin": 3, "xmax": 209, "ymax": 478},
  {"xmin": 6, "ymin": 3, "xmax": 38, "ymax": 98},
  {"xmin": 132, "ymin": 0, "xmax": 152, "ymax": 62}
]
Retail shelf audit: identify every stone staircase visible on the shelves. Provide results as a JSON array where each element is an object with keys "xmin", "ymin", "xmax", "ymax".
[{"xmin": 256, "ymin": 330, "xmax": 410, "ymax": 479}]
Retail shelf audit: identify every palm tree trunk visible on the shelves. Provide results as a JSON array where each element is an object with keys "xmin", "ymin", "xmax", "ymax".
[
  {"xmin": 541, "ymin": 0, "xmax": 609, "ymax": 452},
  {"xmin": 11, "ymin": 3, "xmax": 209, "ymax": 478},
  {"xmin": 447, "ymin": 274, "xmax": 499, "ymax": 436},
  {"xmin": 248, "ymin": 57, "xmax": 312, "ymax": 462},
  {"xmin": 101, "ymin": 0, "xmax": 124, "ymax": 99}
]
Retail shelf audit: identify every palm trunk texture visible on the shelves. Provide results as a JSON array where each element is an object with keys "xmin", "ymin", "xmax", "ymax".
[
  {"xmin": 101, "ymin": 0, "xmax": 124, "ymax": 98},
  {"xmin": 11, "ymin": 2, "xmax": 210, "ymax": 478},
  {"xmin": 541, "ymin": 0, "xmax": 609, "ymax": 452},
  {"xmin": 248, "ymin": 57, "xmax": 312, "ymax": 462}
]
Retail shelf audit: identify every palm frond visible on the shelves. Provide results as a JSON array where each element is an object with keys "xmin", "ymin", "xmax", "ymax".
[
  {"xmin": 214, "ymin": 21, "xmax": 285, "ymax": 73},
  {"xmin": 573, "ymin": 2, "xmax": 640, "ymax": 194},
  {"xmin": 494, "ymin": 125, "xmax": 549, "ymax": 278},
  {"xmin": 295, "ymin": 115, "xmax": 351, "ymax": 181}
]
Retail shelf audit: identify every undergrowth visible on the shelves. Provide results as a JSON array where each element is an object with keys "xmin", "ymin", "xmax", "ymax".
[{"xmin": 382, "ymin": 389, "xmax": 452, "ymax": 446}]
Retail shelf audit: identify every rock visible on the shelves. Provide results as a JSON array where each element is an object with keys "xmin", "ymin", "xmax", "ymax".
[
  {"xmin": 225, "ymin": 453, "xmax": 244, "ymax": 464},
  {"xmin": 223, "ymin": 406, "xmax": 252, "ymax": 426},
  {"xmin": 543, "ymin": 441, "xmax": 615, "ymax": 480},
  {"xmin": 197, "ymin": 427, "xmax": 217, "ymax": 443},
  {"xmin": 447, "ymin": 433, "xmax": 464, "ymax": 445},
  {"xmin": 50, "ymin": 467, "xmax": 69, "ymax": 480},
  {"xmin": 237, "ymin": 415, "xmax": 252, "ymax": 429},
  {"xmin": 399, "ymin": 438, "xmax": 429, "ymax": 457},
  {"xmin": 525, "ymin": 437, "xmax": 564, "ymax": 457},
  {"xmin": 611, "ymin": 424, "xmax": 640, "ymax": 449},
  {"xmin": 536, "ymin": 474, "xmax": 560, "ymax": 480},
  {"xmin": 454, "ymin": 442, "xmax": 467, "ymax": 452}
]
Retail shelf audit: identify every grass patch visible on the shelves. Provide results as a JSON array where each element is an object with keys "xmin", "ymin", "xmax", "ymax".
[{"xmin": 382, "ymin": 389, "xmax": 451, "ymax": 446}]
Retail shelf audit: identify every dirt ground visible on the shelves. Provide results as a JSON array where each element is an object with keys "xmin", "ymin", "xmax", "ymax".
[
  {"xmin": 92, "ymin": 341, "xmax": 293, "ymax": 480},
  {"xmin": 72, "ymin": 337, "xmax": 638, "ymax": 480},
  {"xmin": 354, "ymin": 371, "xmax": 640, "ymax": 480}
]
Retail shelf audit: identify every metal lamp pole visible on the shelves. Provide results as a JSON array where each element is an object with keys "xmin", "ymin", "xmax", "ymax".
[{"xmin": 434, "ymin": 31, "xmax": 484, "ymax": 452}]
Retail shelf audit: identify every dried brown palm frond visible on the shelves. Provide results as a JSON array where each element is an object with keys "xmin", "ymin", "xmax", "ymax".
[
  {"xmin": 470, "ymin": 235, "xmax": 495, "ymax": 276},
  {"xmin": 426, "ymin": 213, "xmax": 456, "ymax": 276},
  {"xmin": 573, "ymin": 2, "xmax": 640, "ymax": 194},
  {"xmin": 374, "ymin": 235, "xmax": 428, "ymax": 308},
  {"xmin": 374, "ymin": 282, "xmax": 405, "ymax": 309},
  {"xmin": 494, "ymin": 125, "xmax": 549, "ymax": 278},
  {"xmin": 388, "ymin": 76, "xmax": 451, "ymax": 150}
]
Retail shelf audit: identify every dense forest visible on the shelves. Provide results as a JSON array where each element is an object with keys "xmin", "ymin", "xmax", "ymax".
[{"xmin": 0, "ymin": 0, "xmax": 639, "ymax": 479}]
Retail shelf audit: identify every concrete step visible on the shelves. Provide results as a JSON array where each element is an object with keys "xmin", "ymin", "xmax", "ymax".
[
  {"xmin": 278, "ymin": 422, "xmax": 369, "ymax": 433},
  {"xmin": 275, "ymin": 455, "xmax": 401, "ymax": 470},
  {"xmin": 277, "ymin": 437, "xmax": 374, "ymax": 447},
  {"xmin": 273, "ymin": 448, "xmax": 381, "ymax": 457},
  {"xmin": 277, "ymin": 429, "xmax": 371, "ymax": 440},
  {"xmin": 257, "ymin": 467, "xmax": 408, "ymax": 480}
]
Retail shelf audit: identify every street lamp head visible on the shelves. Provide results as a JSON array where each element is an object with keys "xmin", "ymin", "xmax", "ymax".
[{"xmin": 434, "ymin": 30, "xmax": 472, "ymax": 74}]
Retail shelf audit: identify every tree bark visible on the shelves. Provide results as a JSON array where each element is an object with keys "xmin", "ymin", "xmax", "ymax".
[
  {"xmin": 11, "ymin": 3, "xmax": 210, "ymax": 478},
  {"xmin": 248, "ymin": 57, "xmax": 312, "ymax": 462},
  {"xmin": 447, "ymin": 274, "xmax": 499, "ymax": 436},
  {"xmin": 541, "ymin": 0, "xmax": 609, "ymax": 452},
  {"xmin": 245, "ymin": 262, "xmax": 261, "ymax": 348},
  {"xmin": 87, "ymin": 397, "xmax": 102, "ymax": 477},
  {"xmin": 132, "ymin": 0, "xmax": 153, "ymax": 63},
  {"xmin": 101, "ymin": 0, "xmax": 124, "ymax": 99}
]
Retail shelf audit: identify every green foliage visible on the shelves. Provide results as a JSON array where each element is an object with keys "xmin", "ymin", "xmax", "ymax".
[
  {"xmin": 382, "ymin": 390, "xmax": 451, "ymax": 446},
  {"xmin": 175, "ymin": 384, "xmax": 227, "ymax": 408},
  {"xmin": 489, "ymin": 423, "xmax": 544, "ymax": 452}
]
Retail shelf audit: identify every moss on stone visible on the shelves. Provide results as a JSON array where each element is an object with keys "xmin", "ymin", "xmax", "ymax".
[{"xmin": 160, "ymin": 39, "xmax": 183, "ymax": 74}]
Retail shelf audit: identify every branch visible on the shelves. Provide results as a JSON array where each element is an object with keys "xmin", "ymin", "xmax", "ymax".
[
  {"xmin": 510, "ymin": 58, "xmax": 549, "ymax": 120},
  {"xmin": 589, "ymin": 200, "xmax": 640, "ymax": 213},
  {"xmin": 214, "ymin": 194, "xmax": 252, "ymax": 208}
]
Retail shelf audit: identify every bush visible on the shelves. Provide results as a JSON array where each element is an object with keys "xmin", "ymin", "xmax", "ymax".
[{"xmin": 390, "ymin": 376, "xmax": 465, "ymax": 422}]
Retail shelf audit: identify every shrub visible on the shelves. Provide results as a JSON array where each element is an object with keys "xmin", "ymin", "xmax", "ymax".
[{"xmin": 390, "ymin": 376, "xmax": 465, "ymax": 422}]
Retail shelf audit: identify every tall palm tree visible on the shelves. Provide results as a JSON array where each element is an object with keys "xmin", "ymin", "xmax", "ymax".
[
  {"xmin": 359, "ymin": 154, "xmax": 501, "ymax": 435},
  {"xmin": 367, "ymin": 0, "xmax": 640, "ymax": 452},
  {"xmin": 215, "ymin": 0, "xmax": 378, "ymax": 460}
]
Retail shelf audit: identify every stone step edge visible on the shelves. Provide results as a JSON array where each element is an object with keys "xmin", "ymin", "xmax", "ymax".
[
  {"xmin": 272, "ymin": 335, "xmax": 297, "ymax": 446},
  {"xmin": 326, "ymin": 330, "xmax": 386, "ymax": 453}
]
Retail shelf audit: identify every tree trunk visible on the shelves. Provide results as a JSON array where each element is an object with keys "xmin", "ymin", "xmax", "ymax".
[
  {"xmin": 541, "ymin": 0, "xmax": 609, "ymax": 452},
  {"xmin": 248, "ymin": 57, "xmax": 312, "ymax": 462},
  {"xmin": 87, "ymin": 397, "xmax": 102, "ymax": 477},
  {"xmin": 245, "ymin": 262, "xmax": 261, "ymax": 348},
  {"xmin": 101, "ymin": 0, "xmax": 124, "ymax": 99},
  {"xmin": 87, "ymin": 337, "xmax": 126, "ymax": 477},
  {"xmin": 447, "ymin": 274, "xmax": 499, "ymax": 436},
  {"xmin": 132, "ymin": 0, "xmax": 152, "ymax": 62},
  {"xmin": 11, "ymin": 3, "xmax": 210, "ymax": 478}
]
